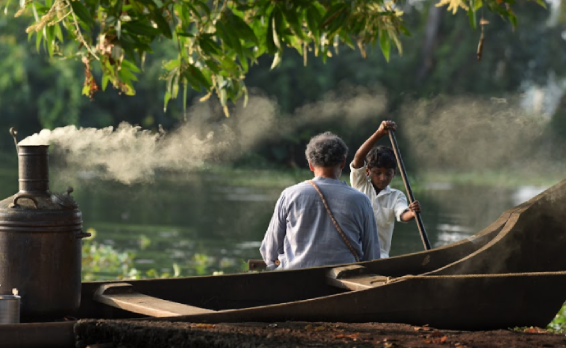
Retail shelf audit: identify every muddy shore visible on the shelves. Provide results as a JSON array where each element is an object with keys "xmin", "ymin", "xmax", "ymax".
[{"xmin": 75, "ymin": 320, "xmax": 566, "ymax": 348}]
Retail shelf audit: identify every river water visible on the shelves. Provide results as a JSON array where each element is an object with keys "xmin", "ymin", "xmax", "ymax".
[{"xmin": 0, "ymin": 169, "xmax": 549, "ymax": 279}]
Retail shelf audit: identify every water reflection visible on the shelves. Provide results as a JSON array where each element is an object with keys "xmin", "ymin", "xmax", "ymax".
[{"xmin": 512, "ymin": 186, "xmax": 545, "ymax": 206}]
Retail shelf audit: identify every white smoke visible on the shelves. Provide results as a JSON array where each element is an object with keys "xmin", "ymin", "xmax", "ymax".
[{"xmin": 19, "ymin": 87, "xmax": 386, "ymax": 184}]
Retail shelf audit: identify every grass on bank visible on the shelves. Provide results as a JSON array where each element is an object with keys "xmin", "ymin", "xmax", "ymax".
[
  {"xmin": 199, "ymin": 164, "xmax": 563, "ymax": 190},
  {"xmin": 548, "ymin": 303, "xmax": 566, "ymax": 333}
]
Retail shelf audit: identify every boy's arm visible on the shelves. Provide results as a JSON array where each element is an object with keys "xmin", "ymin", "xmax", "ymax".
[
  {"xmin": 400, "ymin": 200, "xmax": 421, "ymax": 222},
  {"xmin": 351, "ymin": 120, "xmax": 397, "ymax": 169}
]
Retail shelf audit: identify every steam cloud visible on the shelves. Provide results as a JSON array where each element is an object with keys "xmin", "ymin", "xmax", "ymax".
[
  {"xmin": 397, "ymin": 96, "xmax": 552, "ymax": 174},
  {"xmin": 21, "ymin": 89, "xmax": 554, "ymax": 186},
  {"xmin": 19, "ymin": 86, "xmax": 387, "ymax": 184}
]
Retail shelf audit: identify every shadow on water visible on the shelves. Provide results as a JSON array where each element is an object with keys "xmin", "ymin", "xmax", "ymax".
[{"xmin": 0, "ymin": 166, "xmax": 548, "ymax": 278}]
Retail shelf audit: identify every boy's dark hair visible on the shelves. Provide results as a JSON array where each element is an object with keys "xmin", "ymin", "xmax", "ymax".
[
  {"xmin": 305, "ymin": 132, "xmax": 348, "ymax": 167},
  {"xmin": 366, "ymin": 146, "xmax": 397, "ymax": 170}
]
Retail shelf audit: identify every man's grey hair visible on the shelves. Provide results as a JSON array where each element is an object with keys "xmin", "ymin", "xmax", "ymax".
[{"xmin": 305, "ymin": 132, "xmax": 348, "ymax": 167}]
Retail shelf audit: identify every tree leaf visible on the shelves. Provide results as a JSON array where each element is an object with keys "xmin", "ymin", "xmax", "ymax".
[
  {"xmin": 46, "ymin": 25, "xmax": 54, "ymax": 56},
  {"xmin": 272, "ymin": 8, "xmax": 283, "ymax": 49},
  {"xmin": 122, "ymin": 59, "xmax": 141, "ymax": 73},
  {"xmin": 163, "ymin": 58, "xmax": 180, "ymax": 71},
  {"xmin": 101, "ymin": 73, "xmax": 110, "ymax": 91},
  {"xmin": 69, "ymin": 0, "xmax": 94, "ymax": 28},
  {"xmin": 282, "ymin": 6, "xmax": 306, "ymax": 40},
  {"xmin": 54, "ymin": 23, "xmax": 63, "ymax": 42},
  {"xmin": 152, "ymin": 9, "xmax": 172, "ymax": 39},
  {"xmin": 199, "ymin": 34, "xmax": 221, "ymax": 56},
  {"xmin": 509, "ymin": 13, "xmax": 518, "ymax": 27},
  {"xmin": 325, "ymin": 9, "xmax": 349, "ymax": 38},
  {"xmin": 379, "ymin": 30, "xmax": 390, "ymax": 62},
  {"xmin": 35, "ymin": 31, "xmax": 43, "ymax": 54},
  {"xmin": 185, "ymin": 64, "xmax": 211, "ymax": 90},
  {"xmin": 533, "ymin": 0, "xmax": 547, "ymax": 9},
  {"xmin": 320, "ymin": 3, "xmax": 347, "ymax": 29},
  {"xmin": 163, "ymin": 90, "xmax": 172, "ymax": 112},
  {"xmin": 191, "ymin": 0, "xmax": 211, "ymax": 18},
  {"xmin": 122, "ymin": 20, "xmax": 161, "ymax": 37},
  {"xmin": 118, "ymin": 65, "xmax": 138, "ymax": 83},
  {"xmin": 270, "ymin": 51, "xmax": 281, "ymax": 69},
  {"xmin": 474, "ymin": 0, "xmax": 483, "ymax": 11},
  {"xmin": 183, "ymin": 71, "xmax": 202, "ymax": 92},
  {"xmin": 265, "ymin": 9, "xmax": 276, "ymax": 53},
  {"xmin": 227, "ymin": 12, "xmax": 259, "ymax": 45}
]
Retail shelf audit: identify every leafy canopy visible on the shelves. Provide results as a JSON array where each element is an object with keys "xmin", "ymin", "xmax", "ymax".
[{"xmin": 7, "ymin": 0, "xmax": 544, "ymax": 116}]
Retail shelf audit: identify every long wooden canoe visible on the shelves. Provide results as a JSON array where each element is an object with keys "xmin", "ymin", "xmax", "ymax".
[{"xmin": 2, "ymin": 178, "xmax": 566, "ymax": 348}]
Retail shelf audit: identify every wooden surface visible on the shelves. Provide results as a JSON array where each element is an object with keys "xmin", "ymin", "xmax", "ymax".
[{"xmin": 93, "ymin": 283, "xmax": 214, "ymax": 317}]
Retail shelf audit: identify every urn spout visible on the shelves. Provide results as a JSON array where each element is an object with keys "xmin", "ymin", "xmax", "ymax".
[{"xmin": 17, "ymin": 145, "xmax": 50, "ymax": 195}]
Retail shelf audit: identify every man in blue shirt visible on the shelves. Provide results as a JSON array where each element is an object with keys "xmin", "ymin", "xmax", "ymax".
[{"xmin": 260, "ymin": 132, "xmax": 380, "ymax": 270}]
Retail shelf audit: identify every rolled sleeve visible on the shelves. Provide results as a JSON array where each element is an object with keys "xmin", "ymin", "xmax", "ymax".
[
  {"xmin": 393, "ymin": 192, "xmax": 409, "ymax": 222},
  {"xmin": 349, "ymin": 162, "xmax": 368, "ymax": 190}
]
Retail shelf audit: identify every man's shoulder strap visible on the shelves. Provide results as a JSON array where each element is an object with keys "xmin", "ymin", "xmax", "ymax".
[{"xmin": 306, "ymin": 180, "xmax": 360, "ymax": 263}]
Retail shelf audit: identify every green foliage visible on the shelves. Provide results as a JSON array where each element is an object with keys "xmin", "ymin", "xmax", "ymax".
[
  {"xmin": 139, "ymin": 234, "xmax": 151, "ymax": 250},
  {"xmin": 548, "ymin": 302, "xmax": 566, "ymax": 333},
  {"xmin": 81, "ymin": 228, "xmax": 138, "ymax": 280},
  {"xmin": 186, "ymin": 252, "xmax": 248, "ymax": 276},
  {"xmin": 81, "ymin": 227, "xmax": 250, "ymax": 280},
  {"xmin": 6, "ymin": 0, "xmax": 537, "ymax": 116},
  {"xmin": 81, "ymin": 227, "xmax": 183, "ymax": 280}
]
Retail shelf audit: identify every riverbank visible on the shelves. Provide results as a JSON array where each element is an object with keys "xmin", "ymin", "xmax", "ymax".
[
  {"xmin": 201, "ymin": 165, "xmax": 564, "ymax": 190},
  {"xmin": 75, "ymin": 320, "xmax": 566, "ymax": 348}
]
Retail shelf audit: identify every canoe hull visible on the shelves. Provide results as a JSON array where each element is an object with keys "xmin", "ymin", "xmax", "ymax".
[
  {"xmin": 3, "ymin": 271, "xmax": 566, "ymax": 348},
  {"xmin": 142, "ymin": 272, "xmax": 566, "ymax": 330}
]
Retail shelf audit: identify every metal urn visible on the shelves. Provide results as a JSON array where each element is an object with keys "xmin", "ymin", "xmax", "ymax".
[{"xmin": 0, "ymin": 131, "xmax": 89, "ymax": 321}]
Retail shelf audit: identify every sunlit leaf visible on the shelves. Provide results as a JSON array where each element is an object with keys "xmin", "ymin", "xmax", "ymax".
[
  {"xmin": 101, "ymin": 74, "xmax": 110, "ymax": 91},
  {"xmin": 474, "ymin": 0, "xmax": 483, "ymax": 11},
  {"xmin": 270, "ymin": 51, "xmax": 281, "ymax": 69},
  {"xmin": 467, "ymin": 6, "xmax": 477, "ymax": 29},
  {"xmin": 163, "ymin": 90, "xmax": 171, "ymax": 112},
  {"xmin": 265, "ymin": 9, "xmax": 276, "ymax": 53},
  {"xmin": 379, "ymin": 31, "xmax": 391, "ymax": 62},
  {"xmin": 282, "ymin": 6, "xmax": 306, "ymax": 40},
  {"xmin": 272, "ymin": 9, "xmax": 282, "ymax": 50},
  {"xmin": 46, "ymin": 25, "xmax": 54, "ymax": 57},
  {"xmin": 54, "ymin": 23, "xmax": 63, "ymax": 42},
  {"xmin": 533, "ymin": 0, "xmax": 547, "ymax": 9}
]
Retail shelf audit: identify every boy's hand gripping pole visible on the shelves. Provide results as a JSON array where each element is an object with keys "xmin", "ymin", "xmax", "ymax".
[{"xmin": 388, "ymin": 129, "xmax": 432, "ymax": 250}]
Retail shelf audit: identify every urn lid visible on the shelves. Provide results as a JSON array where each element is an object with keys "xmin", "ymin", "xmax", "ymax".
[{"xmin": 0, "ymin": 144, "xmax": 82, "ymax": 232}]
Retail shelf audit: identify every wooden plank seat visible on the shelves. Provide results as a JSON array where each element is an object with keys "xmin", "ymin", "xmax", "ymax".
[
  {"xmin": 326, "ymin": 265, "xmax": 391, "ymax": 291},
  {"xmin": 94, "ymin": 283, "xmax": 215, "ymax": 317}
]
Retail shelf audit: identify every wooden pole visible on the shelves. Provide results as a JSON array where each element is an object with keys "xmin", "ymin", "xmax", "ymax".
[{"xmin": 388, "ymin": 130, "xmax": 431, "ymax": 250}]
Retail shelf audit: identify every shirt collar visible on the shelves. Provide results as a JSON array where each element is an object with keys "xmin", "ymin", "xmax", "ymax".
[
  {"xmin": 313, "ymin": 176, "xmax": 346, "ymax": 185},
  {"xmin": 376, "ymin": 185, "xmax": 392, "ymax": 197}
]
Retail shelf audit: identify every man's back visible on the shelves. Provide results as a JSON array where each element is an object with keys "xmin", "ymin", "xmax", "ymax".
[{"xmin": 260, "ymin": 176, "xmax": 380, "ymax": 270}]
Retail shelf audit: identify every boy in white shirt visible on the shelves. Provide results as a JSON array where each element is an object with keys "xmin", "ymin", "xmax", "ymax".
[{"xmin": 350, "ymin": 120, "xmax": 421, "ymax": 258}]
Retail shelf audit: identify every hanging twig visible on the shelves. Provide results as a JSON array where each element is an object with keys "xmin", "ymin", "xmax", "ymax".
[{"xmin": 477, "ymin": 17, "xmax": 489, "ymax": 61}]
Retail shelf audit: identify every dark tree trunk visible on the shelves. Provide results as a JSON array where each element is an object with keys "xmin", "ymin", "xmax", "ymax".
[{"xmin": 416, "ymin": 5, "xmax": 443, "ymax": 85}]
